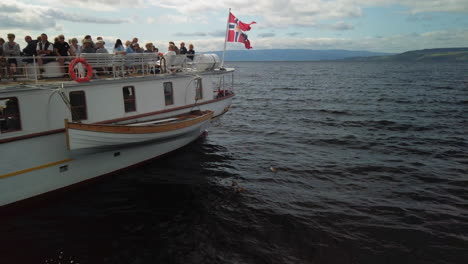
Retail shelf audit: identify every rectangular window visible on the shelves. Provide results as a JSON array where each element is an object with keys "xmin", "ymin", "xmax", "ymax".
[
  {"xmin": 69, "ymin": 91, "xmax": 87, "ymax": 121},
  {"xmin": 164, "ymin": 82, "xmax": 174, "ymax": 105},
  {"xmin": 0, "ymin": 97, "xmax": 21, "ymax": 133},
  {"xmin": 195, "ymin": 78, "xmax": 203, "ymax": 100},
  {"xmin": 123, "ymin": 86, "xmax": 136, "ymax": 112}
]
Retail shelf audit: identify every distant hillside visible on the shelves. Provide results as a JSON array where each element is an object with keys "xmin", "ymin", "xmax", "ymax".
[
  {"xmin": 344, "ymin": 48, "xmax": 468, "ymax": 62},
  {"xmin": 208, "ymin": 49, "xmax": 392, "ymax": 61}
]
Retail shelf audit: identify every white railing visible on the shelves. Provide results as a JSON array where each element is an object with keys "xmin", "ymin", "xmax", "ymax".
[{"xmin": 0, "ymin": 53, "xmax": 220, "ymax": 83}]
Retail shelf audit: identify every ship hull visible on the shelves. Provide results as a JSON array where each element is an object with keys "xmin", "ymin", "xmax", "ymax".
[{"xmin": 0, "ymin": 126, "xmax": 207, "ymax": 206}]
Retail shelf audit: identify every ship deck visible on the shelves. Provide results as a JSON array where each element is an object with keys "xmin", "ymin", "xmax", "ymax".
[{"xmin": 0, "ymin": 53, "xmax": 233, "ymax": 91}]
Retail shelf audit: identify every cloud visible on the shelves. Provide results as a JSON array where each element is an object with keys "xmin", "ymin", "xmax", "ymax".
[
  {"xmin": 44, "ymin": 9, "xmax": 128, "ymax": 24},
  {"xmin": 174, "ymin": 32, "xmax": 208, "ymax": 37},
  {"xmin": 209, "ymin": 30, "xmax": 227, "ymax": 37},
  {"xmin": 147, "ymin": 0, "xmax": 468, "ymax": 28},
  {"xmin": 0, "ymin": 3, "xmax": 21, "ymax": 12},
  {"xmin": 397, "ymin": 0, "xmax": 468, "ymax": 13},
  {"xmin": 173, "ymin": 30, "xmax": 226, "ymax": 37},
  {"xmin": 9, "ymin": 1, "xmax": 466, "ymax": 29},
  {"xmin": 258, "ymin": 32, "xmax": 276, "ymax": 38},
  {"xmin": 0, "ymin": 2, "xmax": 128, "ymax": 31},
  {"xmin": 149, "ymin": 14, "xmax": 209, "ymax": 25},
  {"xmin": 327, "ymin": 21, "xmax": 354, "ymax": 31},
  {"xmin": 37, "ymin": 0, "xmax": 143, "ymax": 11},
  {"xmin": 406, "ymin": 13, "xmax": 433, "ymax": 22},
  {"xmin": 173, "ymin": 29, "xmax": 468, "ymax": 53},
  {"xmin": 287, "ymin": 32, "xmax": 301, "ymax": 36}
]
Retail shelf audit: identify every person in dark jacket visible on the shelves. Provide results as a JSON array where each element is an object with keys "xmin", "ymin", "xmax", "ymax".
[
  {"xmin": 187, "ymin": 43, "xmax": 195, "ymax": 60},
  {"xmin": 22, "ymin": 35, "xmax": 38, "ymax": 63},
  {"xmin": 179, "ymin": 42, "xmax": 187, "ymax": 54},
  {"xmin": 54, "ymin": 34, "xmax": 71, "ymax": 73}
]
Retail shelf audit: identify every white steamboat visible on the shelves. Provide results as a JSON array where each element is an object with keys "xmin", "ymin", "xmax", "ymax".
[{"xmin": 0, "ymin": 53, "xmax": 234, "ymax": 206}]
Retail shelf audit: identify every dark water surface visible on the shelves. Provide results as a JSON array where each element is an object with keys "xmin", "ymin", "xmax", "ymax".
[{"xmin": 1, "ymin": 62, "xmax": 468, "ymax": 264}]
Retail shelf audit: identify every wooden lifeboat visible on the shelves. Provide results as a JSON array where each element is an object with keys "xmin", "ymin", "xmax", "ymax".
[{"xmin": 65, "ymin": 110, "xmax": 213, "ymax": 150}]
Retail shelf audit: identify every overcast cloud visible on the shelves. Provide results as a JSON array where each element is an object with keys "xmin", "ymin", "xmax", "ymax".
[{"xmin": 1, "ymin": 1, "xmax": 467, "ymax": 52}]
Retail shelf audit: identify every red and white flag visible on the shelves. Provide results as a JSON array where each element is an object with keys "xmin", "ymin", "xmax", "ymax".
[{"xmin": 227, "ymin": 12, "xmax": 256, "ymax": 49}]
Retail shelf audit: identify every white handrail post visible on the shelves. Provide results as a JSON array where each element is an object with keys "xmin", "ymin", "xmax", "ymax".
[
  {"xmin": 221, "ymin": 8, "xmax": 231, "ymax": 69},
  {"xmin": 33, "ymin": 55, "xmax": 38, "ymax": 84}
]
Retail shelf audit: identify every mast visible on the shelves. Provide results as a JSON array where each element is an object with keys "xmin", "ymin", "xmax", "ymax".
[{"xmin": 221, "ymin": 8, "xmax": 231, "ymax": 69}]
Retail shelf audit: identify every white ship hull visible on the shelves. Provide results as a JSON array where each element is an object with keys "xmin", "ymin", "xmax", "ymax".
[
  {"xmin": 1, "ymin": 129, "xmax": 206, "ymax": 206},
  {"xmin": 0, "ymin": 66, "xmax": 235, "ymax": 206}
]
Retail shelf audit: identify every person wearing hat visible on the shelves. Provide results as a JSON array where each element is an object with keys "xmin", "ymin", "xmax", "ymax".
[
  {"xmin": 96, "ymin": 40, "xmax": 108, "ymax": 53},
  {"xmin": 81, "ymin": 39, "xmax": 96, "ymax": 53},
  {"xmin": 84, "ymin": 35, "xmax": 97, "ymax": 50}
]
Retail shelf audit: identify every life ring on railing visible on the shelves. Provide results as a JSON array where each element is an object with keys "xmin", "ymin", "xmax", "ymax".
[{"xmin": 68, "ymin": 58, "xmax": 93, "ymax": 83}]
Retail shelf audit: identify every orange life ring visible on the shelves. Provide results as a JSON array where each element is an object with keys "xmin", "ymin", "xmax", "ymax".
[{"xmin": 68, "ymin": 58, "xmax": 93, "ymax": 83}]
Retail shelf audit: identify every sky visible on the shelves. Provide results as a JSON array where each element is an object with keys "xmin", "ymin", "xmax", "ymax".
[{"xmin": 1, "ymin": 0, "xmax": 468, "ymax": 53}]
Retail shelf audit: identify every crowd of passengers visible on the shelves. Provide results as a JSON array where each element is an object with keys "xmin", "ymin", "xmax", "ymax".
[{"xmin": 0, "ymin": 33, "xmax": 196, "ymax": 79}]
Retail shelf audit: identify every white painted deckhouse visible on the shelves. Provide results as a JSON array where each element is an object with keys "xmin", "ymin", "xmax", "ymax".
[{"xmin": 0, "ymin": 53, "xmax": 235, "ymax": 206}]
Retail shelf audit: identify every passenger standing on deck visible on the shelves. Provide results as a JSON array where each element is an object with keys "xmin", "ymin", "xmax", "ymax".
[
  {"xmin": 81, "ymin": 39, "xmax": 96, "ymax": 53},
  {"xmin": 169, "ymin": 41, "xmax": 180, "ymax": 54},
  {"xmin": 54, "ymin": 34, "xmax": 72, "ymax": 73},
  {"xmin": 36, "ymin": 33, "xmax": 54, "ymax": 70},
  {"xmin": 96, "ymin": 40, "xmax": 108, "ymax": 53},
  {"xmin": 165, "ymin": 44, "xmax": 176, "ymax": 56},
  {"xmin": 125, "ymin": 41, "xmax": 135, "ymax": 54},
  {"xmin": 69, "ymin": 38, "xmax": 81, "ymax": 56},
  {"xmin": 133, "ymin": 43, "xmax": 144, "ymax": 53},
  {"xmin": 3, "ymin": 33, "xmax": 21, "ymax": 80},
  {"xmin": 179, "ymin": 42, "xmax": 187, "ymax": 54},
  {"xmin": 113, "ymin": 39, "xmax": 126, "ymax": 54},
  {"xmin": 83, "ymin": 35, "xmax": 97, "ymax": 50},
  {"xmin": 0, "ymin": 38, "xmax": 4, "ymax": 56},
  {"xmin": 22, "ymin": 36, "xmax": 38, "ymax": 63},
  {"xmin": 187, "ymin": 44, "xmax": 195, "ymax": 60},
  {"xmin": 144, "ymin": 43, "xmax": 154, "ymax": 53}
]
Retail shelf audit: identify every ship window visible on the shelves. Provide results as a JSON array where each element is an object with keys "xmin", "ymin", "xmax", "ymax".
[
  {"xmin": 69, "ymin": 91, "xmax": 87, "ymax": 121},
  {"xmin": 195, "ymin": 78, "xmax": 203, "ymax": 100},
  {"xmin": 0, "ymin": 97, "xmax": 21, "ymax": 133},
  {"xmin": 123, "ymin": 86, "xmax": 136, "ymax": 112},
  {"xmin": 164, "ymin": 82, "xmax": 174, "ymax": 105}
]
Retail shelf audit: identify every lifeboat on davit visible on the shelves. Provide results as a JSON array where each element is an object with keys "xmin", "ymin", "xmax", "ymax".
[{"xmin": 65, "ymin": 110, "xmax": 213, "ymax": 151}]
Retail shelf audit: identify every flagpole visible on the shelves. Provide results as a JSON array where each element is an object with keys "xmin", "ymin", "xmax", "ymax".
[{"xmin": 221, "ymin": 8, "xmax": 231, "ymax": 69}]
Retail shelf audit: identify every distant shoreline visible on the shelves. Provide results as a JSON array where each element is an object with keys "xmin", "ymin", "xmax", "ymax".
[
  {"xmin": 223, "ymin": 60, "xmax": 468, "ymax": 63},
  {"xmin": 213, "ymin": 47, "xmax": 468, "ymax": 62}
]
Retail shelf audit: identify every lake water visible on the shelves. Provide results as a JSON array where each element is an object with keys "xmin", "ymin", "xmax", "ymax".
[{"xmin": 1, "ymin": 61, "xmax": 467, "ymax": 264}]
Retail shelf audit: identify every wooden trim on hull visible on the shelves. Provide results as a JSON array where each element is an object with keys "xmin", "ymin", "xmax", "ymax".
[{"xmin": 0, "ymin": 94, "xmax": 234, "ymax": 144}]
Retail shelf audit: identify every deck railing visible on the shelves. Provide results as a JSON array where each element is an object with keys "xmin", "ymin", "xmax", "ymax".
[{"xmin": 0, "ymin": 53, "xmax": 220, "ymax": 83}]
